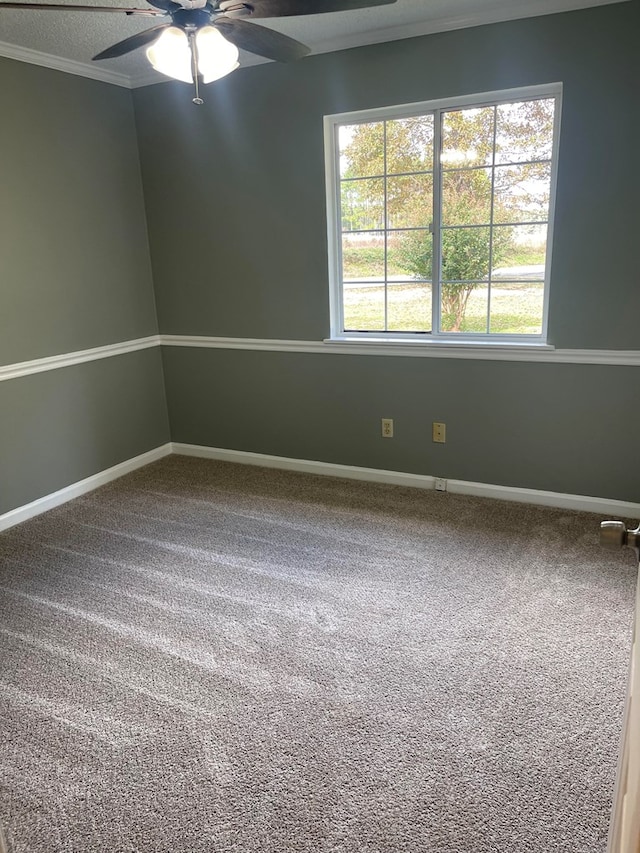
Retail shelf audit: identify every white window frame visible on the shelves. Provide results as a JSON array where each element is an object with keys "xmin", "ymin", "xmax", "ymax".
[{"xmin": 323, "ymin": 83, "xmax": 563, "ymax": 347}]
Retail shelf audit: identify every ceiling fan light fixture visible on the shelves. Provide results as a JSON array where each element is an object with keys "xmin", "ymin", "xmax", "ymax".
[
  {"xmin": 146, "ymin": 26, "xmax": 192, "ymax": 83},
  {"xmin": 196, "ymin": 26, "xmax": 239, "ymax": 83},
  {"xmin": 146, "ymin": 25, "xmax": 239, "ymax": 85}
]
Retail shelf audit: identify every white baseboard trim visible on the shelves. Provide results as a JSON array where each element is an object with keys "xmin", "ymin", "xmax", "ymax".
[
  {"xmin": 2, "ymin": 441, "xmax": 636, "ymax": 535},
  {"xmin": 172, "ymin": 442, "xmax": 437, "ymax": 490},
  {"xmin": 172, "ymin": 442, "xmax": 640, "ymax": 517},
  {"xmin": 0, "ymin": 444, "xmax": 172, "ymax": 533},
  {"xmin": 447, "ymin": 478, "xmax": 640, "ymax": 517}
]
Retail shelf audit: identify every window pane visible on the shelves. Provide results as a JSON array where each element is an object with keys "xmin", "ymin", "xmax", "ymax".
[
  {"xmin": 387, "ymin": 174, "xmax": 433, "ymax": 228},
  {"xmin": 387, "ymin": 283, "xmax": 432, "ymax": 332},
  {"xmin": 343, "ymin": 284, "xmax": 385, "ymax": 331},
  {"xmin": 342, "ymin": 232, "xmax": 385, "ymax": 282},
  {"xmin": 331, "ymin": 91, "xmax": 557, "ymax": 340},
  {"xmin": 494, "ymin": 163, "xmax": 551, "ymax": 223},
  {"xmin": 442, "ymin": 168, "xmax": 492, "ymax": 226},
  {"xmin": 388, "ymin": 230, "xmax": 432, "ymax": 281},
  {"xmin": 489, "ymin": 281, "xmax": 544, "ymax": 334},
  {"xmin": 495, "ymin": 99, "xmax": 555, "ymax": 164},
  {"xmin": 442, "ymin": 106, "xmax": 495, "ymax": 168},
  {"xmin": 339, "ymin": 122, "xmax": 384, "ymax": 178},
  {"xmin": 441, "ymin": 226, "xmax": 491, "ymax": 281},
  {"xmin": 492, "ymin": 224, "xmax": 547, "ymax": 280},
  {"xmin": 441, "ymin": 282, "xmax": 488, "ymax": 333},
  {"xmin": 341, "ymin": 179, "xmax": 384, "ymax": 231},
  {"xmin": 386, "ymin": 115, "xmax": 434, "ymax": 174}
]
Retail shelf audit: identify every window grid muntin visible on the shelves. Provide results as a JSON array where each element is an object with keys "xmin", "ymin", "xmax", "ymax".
[
  {"xmin": 339, "ymin": 155, "xmax": 556, "ymax": 187},
  {"xmin": 339, "ymin": 113, "xmax": 435, "ymax": 333},
  {"xmin": 436, "ymin": 99, "xmax": 552, "ymax": 336},
  {"xmin": 383, "ymin": 120, "xmax": 388, "ymax": 331},
  {"xmin": 487, "ymin": 107, "xmax": 498, "ymax": 333},
  {"xmin": 327, "ymin": 86, "xmax": 561, "ymax": 342},
  {"xmin": 435, "ymin": 97, "xmax": 554, "ymax": 336},
  {"xmin": 432, "ymin": 105, "xmax": 442, "ymax": 335}
]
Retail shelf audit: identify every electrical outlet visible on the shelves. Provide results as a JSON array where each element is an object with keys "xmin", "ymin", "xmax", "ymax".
[
  {"xmin": 381, "ymin": 418, "xmax": 394, "ymax": 438},
  {"xmin": 435, "ymin": 478, "xmax": 447, "ymax": 492},
  {"xmin": 432, "ymin": 422, "xmax": 446, "ymax": 443}
]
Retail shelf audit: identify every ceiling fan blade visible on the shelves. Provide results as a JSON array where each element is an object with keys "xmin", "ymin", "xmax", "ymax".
[
  {"xmin": 93, "ymin": 22, "xmax": 168, "ymax": 59},
  {"xmin": 0, "ymin": 2, "xmax": 163, "ymax": 12},
  {"xmin": 218, "ymin": 0, "xmax": 396, "ymax": 17},
  {"xmin": 215, "ymin": 16, "xmax": 309, "ymax": 62}
]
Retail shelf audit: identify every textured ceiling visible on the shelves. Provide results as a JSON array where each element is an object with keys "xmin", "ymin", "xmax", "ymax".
[{"xmin": 0, "ymin": 0, "xmax": 626, "ymax": 86}]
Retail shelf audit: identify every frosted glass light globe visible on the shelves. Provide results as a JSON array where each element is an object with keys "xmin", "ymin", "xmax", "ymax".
[{"xmin": 146, "ymin": 25, "xmax": 239, "ymax": 85}]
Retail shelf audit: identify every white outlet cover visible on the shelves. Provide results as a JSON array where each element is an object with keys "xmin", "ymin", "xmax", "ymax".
[{"xmin": 435, "ymin": 478, "xmax": 447, "ymax": 492}]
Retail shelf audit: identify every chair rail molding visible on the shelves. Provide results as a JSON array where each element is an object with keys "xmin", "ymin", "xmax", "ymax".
[
  {"xmin": 2, "ymin": 334, "xmax": 637, "ymax": 384},
  {"xmin": 159, "ymin": 334, "xmax": 640, "ymax": 365},
  {"xmin": 0, "ymin": 336, "xmax": 161, "ymax": 383}
]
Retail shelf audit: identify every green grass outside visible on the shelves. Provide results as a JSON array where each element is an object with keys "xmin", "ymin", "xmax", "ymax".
[
  {"xmin": 343, "ymin": 283, "xmax": 544, "ymax": 335},
  {"xmin": 342, "ymin": 243, "xmax": 545, "ymax": 279},
  {"xmin": 500, "ymin": 245, "xmax": 546, "ymax": 267}
]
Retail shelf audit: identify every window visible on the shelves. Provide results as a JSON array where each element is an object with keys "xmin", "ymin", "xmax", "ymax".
[{"xmin": 324, "ymin": 85, "xmax": 561, "ymax": 344}]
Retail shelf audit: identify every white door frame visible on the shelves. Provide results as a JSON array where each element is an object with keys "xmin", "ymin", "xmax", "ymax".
[{"xmin": 608, "ymin": 552, "xmax": 640, "ymax": 853}]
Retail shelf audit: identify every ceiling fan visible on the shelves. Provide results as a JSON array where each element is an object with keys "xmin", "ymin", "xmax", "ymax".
[{"xmin": 0, "ymin": 0, "xmax": 398, "ymax": 103}]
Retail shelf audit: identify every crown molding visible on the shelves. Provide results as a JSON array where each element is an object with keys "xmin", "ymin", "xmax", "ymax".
[
  {"xmin": 0, "ymin": 38, "xmax": 130, "ymax": 87},
  {"xmin": 0, "ymin": 0, "xmax": 630, "ymax": 90},
  {"xmin": 128, "ymin": 0, "xmax": 629, "ymax": 88},
  {"xmin": 307, "ymin": 0, "xmax": 630, "ymax": 58},
  {"xmin": 128, "ymin": 67, "xmax": 168, "ymax": 89}
]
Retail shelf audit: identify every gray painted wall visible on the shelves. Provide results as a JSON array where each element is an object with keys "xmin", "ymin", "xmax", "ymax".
[
  {"xmin": 133, "ymin": 3, "xmax": 640, "ymax": 502},
  {"xmin": 0, "ymin": 59, "xmax": 158, "ymax": 364},
  {"xmin": 3, "ymin": 5, "xmax": 638, "ymax": 514},
  {"xmin": 0, "ymin": 350, "xmax": 169, "ymax": 514},
  {"xmin": 135, "ymin": 3, "xmax": 640, "ymax": 501},
  {"xmin": 161, "ymin": 349, "xmax": 639, "ymax": 502},
  {"xmin": 135, "ymin": 3, "xmax": 639, "ymax": 349},
  {"xmin": 0, "ymin": 59, "xmax": 169, "ymax": 515}
]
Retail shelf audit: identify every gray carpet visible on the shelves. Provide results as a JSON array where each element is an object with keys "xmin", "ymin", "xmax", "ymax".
[{"xmin": 0, "ymin": 455, "xmax": 637, "ymax": 853}]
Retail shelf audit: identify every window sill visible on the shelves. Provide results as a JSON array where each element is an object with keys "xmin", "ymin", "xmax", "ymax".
[
  {"xmin": 324, "ymin": 336, "xmax": 554, "ymax": 353},
  {"xmin": 320, "ymin": 337, "xmax": 568, "ymax": 362}
]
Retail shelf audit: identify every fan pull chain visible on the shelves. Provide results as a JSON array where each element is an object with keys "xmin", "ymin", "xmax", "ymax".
[{"xmin": 188, "ymin": 30, "xmax": 204, "ymax": 105}]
